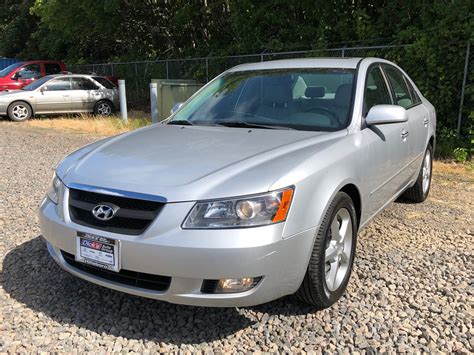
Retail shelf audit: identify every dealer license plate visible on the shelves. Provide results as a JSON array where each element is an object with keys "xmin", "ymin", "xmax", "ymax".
[{"xmin": 75, "ymin": 232, "xmax": 120, "ymax": 272}]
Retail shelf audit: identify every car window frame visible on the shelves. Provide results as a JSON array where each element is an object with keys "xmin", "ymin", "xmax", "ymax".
[
  {"xmin": 40, "ymin": 77, "xmax": 72, "ymax": 91},
  {"xmin": 381, "ymin": 64, "xmax": 421, "ymax": 110},
  {"xmin": 362, "ymin": 63, "xmax": 394, "ymax": 119},
  {"xmin": 17, "ymin": 63, "xmax": 42, "ymax": 80},
  {"xmin": 71, "ymin": 76, "xmax": 100, "ymax": 91}
]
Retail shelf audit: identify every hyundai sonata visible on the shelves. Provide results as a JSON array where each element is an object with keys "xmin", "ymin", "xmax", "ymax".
[{"xmin": 39, "ymin": 58, "xmax": 436, "ymax": 308}]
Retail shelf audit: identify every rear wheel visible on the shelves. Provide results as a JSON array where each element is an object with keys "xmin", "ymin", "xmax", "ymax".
[
  {"xmin": 8, "ymin": 101, "xmax": 32, "ymax": 122},
  {"xmin": 402, "ymin": 144, "xmax": 432, "ymax": 203},
  {"xmin": 296, "ymin": 192, "xmax": 357, "ymax": 309},
  {"xmin": 94, "ymin": 100, "xmax": 114, "ymax": 116}
]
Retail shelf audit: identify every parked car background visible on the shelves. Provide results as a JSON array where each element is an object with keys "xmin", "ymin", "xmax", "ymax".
[
  {"xmin": 0, "ymin": 60, "xmax": 67, "ymax": 92},
  {"xmin": 0, "ymin": 74, "xmax": 119, "ymax": 121}
]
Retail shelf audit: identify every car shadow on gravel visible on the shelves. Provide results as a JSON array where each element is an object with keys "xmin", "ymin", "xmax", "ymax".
[{"xmin": 2, "ymin": 236, "xmax": 317, "ymax": 344}]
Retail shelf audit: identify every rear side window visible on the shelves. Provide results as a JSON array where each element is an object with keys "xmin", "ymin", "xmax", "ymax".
[
  {"xmin": 92, "ymin": 76, "xmax": 116, "ymax": 89},
  {"xmin": 383, "ymin": 66, "xmax": 414, "ymax": 109},
  {"xmin": 364, "ymin": 66, "xmax": 392, "ymax": 114},
  {"xmin": 405, "ymin": 78, "xmax": 422, "ymax": 104},
  {"xmin": 72, "ymin": 77, "xmax": 99, "ymax": 90},
  {"xmin": 45, "ymin": 63, "xmax": 62, "ymax": 75},
  {"xmin": 43, "ymin": 78, "xmax": 71, "ymax": 91}
]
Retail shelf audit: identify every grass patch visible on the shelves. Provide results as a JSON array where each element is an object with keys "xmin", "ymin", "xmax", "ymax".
[{"xmin": 27, "ymin": 113, "xmax": 151, "ymax": 136}]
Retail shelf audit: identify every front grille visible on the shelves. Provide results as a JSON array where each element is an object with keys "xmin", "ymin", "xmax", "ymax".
[
  {"xmin": 61, "ymin": 251, "xmax": 171, "ymax": 292},
  {"xmin": 69, "ymin": 188, "xmax": 164, "ymax": 235}
]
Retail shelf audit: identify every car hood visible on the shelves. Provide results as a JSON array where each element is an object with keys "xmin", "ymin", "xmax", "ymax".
[
  {"xmin": 0, "ymin": 90, "xmax": 25, "ymax": 98},
  {"xmin": 58, "ymin": 124, "xmax": 346, "ymax": 202}
]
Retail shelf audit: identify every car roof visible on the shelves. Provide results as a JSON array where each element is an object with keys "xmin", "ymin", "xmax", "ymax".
[
  {"xmin": 45, "ymin": 74, "xmax": 102, "ymax": 79},
  {"xmin": 227, "ymin": 57, "xmax": 364, "ymax": 72}
]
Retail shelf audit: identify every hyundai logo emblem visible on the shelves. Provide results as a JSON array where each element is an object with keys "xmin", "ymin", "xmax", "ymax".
[{"xmin": 92, "ymin": 203, "xmax": 119, "ymax": 221}]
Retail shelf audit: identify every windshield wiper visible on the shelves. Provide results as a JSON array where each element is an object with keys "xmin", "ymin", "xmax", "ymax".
[
  {"xmin": 216, "ymin": 121, "xmax": 295, "ymax": 130},
  {"xmin": 167, "ymin": 119, "xmax": 194, "ymax": 126}
]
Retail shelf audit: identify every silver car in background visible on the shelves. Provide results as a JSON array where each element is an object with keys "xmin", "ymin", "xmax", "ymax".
[
  {"xmin": 0, "ymin": 74, "xmax": 119, "ymax": 121},
  {"xmin": 39, "ymin": 58, "xmax": 436, "ymax": 309}
]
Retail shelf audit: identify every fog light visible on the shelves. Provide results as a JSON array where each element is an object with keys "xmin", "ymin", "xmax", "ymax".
[{"xmin": 215, "ymin": 277, "xmax": 261, "ymax": 293}]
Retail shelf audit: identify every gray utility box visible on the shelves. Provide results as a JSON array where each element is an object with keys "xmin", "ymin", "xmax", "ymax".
[{"xmin": 151, "ymin": 79, "xmax": 203, "ymax": 121}]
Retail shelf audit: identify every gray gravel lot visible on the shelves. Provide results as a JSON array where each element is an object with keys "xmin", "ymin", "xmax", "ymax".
[{"xmin": 0, "ymin": 121, "xmax": 472, "ymax": 353}]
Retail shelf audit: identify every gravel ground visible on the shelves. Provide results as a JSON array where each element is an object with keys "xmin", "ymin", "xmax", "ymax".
[{"xmin": 1, "ymin": 121, "xmax": 472, "ymax": 353}]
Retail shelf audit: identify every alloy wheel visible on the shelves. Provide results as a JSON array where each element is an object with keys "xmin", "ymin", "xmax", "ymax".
[{"xmin": 324, "ymin": 208, "xmax": 353, "ymax": 292}]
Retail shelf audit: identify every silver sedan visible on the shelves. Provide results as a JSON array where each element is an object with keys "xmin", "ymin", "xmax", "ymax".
[
  {"xmin": 39, "ymin": 58, "xmax": 436, "ymax": 309},
  {"xmin": 0, "ymin": 74, "xmax": 119, "ymax": 121}
]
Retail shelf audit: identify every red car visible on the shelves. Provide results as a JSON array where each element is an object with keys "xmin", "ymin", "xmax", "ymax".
[{"xmin": 0, "ymin": 60, "xmax": 67, "ymax": 91}]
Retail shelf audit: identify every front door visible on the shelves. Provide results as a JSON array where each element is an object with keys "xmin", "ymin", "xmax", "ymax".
[
  {"xmin": 360, "ymin": 65, "xmax": 410, "ymax": 220},
  {"xmin": 35, "ymin": 77, "xmax": 72, "ymax": 113}
]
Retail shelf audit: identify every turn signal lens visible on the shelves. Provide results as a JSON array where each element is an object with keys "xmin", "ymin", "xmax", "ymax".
[
  {"xmin": 215, "ymin": 277, "xmax": 262, "ymax": 293},
  {"xmin": 272, "ymin": 189, "xmax": 293, "ymax": 222}
]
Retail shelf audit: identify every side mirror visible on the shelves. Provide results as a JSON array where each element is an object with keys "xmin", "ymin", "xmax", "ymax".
[
  {"xmin": 11, "ymin": 72, "xmax": 19, "ymax": 81},
  {"xmin": 366, "ymin": 105, "xmax": 408, "ymax": 125},
  {"xmin": 170, "ymin": 102, "xmax": 184, "ymax": 114}
]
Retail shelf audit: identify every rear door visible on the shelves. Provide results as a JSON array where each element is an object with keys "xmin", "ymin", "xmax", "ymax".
[
  {"xmin": 382, "ymin": 65, "xmax": 429, "ymax": 177},
  {"xmin": 360, "ymin": 65, "xmax": 410, "ymax": 218},
  {"xmin": 70, "ymin": 77, "xmax": 101, "ymax": 112},
  {"xmin": 35, "ymin": 77, "xmax": 72, "ymax": 113}
]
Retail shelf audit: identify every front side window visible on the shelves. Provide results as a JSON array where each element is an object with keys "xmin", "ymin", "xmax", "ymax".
[
  {"xmin": 383, "ymin": 66, "xmax": 413, "ymax": 109},
  {"xmin": 42, "ymin": 78, "xmax": 71, "ymax": 91},
  {"xmin": 17, "ymin": 64, "xmax": 41, "ymax": 79},
  {"xmin": 364, "ymin": 66, "xmax": 392, "ymax": 114},
  {"xmin": 72, "ymin": 77, "xmax": 99, "ymax": 90},
  {"xmin": 170, "ymin": 69, "xmax": 355, "ymax": 131}
]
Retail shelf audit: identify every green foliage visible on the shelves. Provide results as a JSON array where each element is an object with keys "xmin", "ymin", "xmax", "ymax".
[
  {"xmin": 0, "ymin": 0, "xmax": 472, "ymax": 158},
  {"xmin": 453, "ymin": 147, "xmax": 468, "ymax": 162}
]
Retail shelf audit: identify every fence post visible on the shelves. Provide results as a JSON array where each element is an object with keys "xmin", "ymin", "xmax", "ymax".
[
  {"xmin": 150, "ymin": 82, "xmax": 159, "ymax": 123},
  {"xmin": 205, "ymin": 57, "xmax": 209, "ymax": 82},
  {"xmin": 341, "ymin": 47, "xmax": 346, "ymax": 57},
  {"xmin": 118, "ymin": 79, "xmax": 128, "ymax": 123},
  {"xmin": 166, "ymin": 61, "xmax": 169, "ymax": 79},
  {"xmin": 458, "ymin": 42, "xmax": 470, "ymax": 135}
]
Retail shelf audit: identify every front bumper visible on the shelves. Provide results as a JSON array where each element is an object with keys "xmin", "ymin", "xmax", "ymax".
[{"xmin": 39, "ymin": 190, "xmax": 316, "ymax": 307}]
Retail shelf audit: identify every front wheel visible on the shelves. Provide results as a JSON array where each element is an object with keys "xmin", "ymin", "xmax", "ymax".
[
  {"xmin": 8, "ymin": 101, "xmax": 32, "ymax": 122},
  {"xmin": 94, "ymin": 100, "xmax": 114, "ymax": 116},
  {"xmin": 296, "ymin": 192, "xmax": 357, "ymax": 309}
]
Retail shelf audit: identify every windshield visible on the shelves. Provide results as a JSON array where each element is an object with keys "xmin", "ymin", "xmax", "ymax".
[
  {"xmin": 21, "ymin": 76, "xmax": 53, "ymax": 91},
  {"xmin": 0, "ymin": 62, "xmax": 24, "ymax": 77},
  {"xmin": 170, "ymin": 69, "xmax": 355, "ymax": 131}
]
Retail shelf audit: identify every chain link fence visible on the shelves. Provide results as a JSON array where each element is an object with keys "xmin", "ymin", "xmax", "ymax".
[{"xmin": 71, "ymin": 43, "xmax": 472, "ymax": 132}]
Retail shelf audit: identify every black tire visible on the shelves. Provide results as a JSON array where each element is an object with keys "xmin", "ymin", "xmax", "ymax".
[
  {"xmin": 296, "ymin": 192, "xmax": 357, "ymax": 309},
  {"xmin": 93, "ymin": 100, "xmax": 114, "ymax": 116},
  {"xmin": 8, "ymin": 101, "xmax": 33, "ymax": 122},
  {"xmin": 401, "ymin": 144, "xmax": 433, "ymax": 203}
]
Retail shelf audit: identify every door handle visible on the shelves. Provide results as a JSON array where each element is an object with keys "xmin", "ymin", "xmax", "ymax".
[
  {"xmin": 423, "ymin": 117, "xmax": 429, "ymax": 127},
  {"xmin": 401, "ymin": 130, "xmax": 409, "ymax": 140}
]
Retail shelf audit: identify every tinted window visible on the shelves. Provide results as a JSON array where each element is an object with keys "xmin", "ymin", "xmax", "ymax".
[
  {"xmin": 72, "ymin": 77, "xmax": 99, "ymax": 90},
  {"xmin": 171, "ymin": 69, "xmax": 355, "ymax": 131},
  {"xmin": 17, "ymin": 64, "xmax": 41, "ymax": 79},
  {"xmin": 43, "ymin": 78, "xmax": 71, "ymax": 91},
  {"xmin": 92, "ymin": 76, "xmax": 116, "ymax": 89},
  {"xmin": 45, "ymin": 63, "xmax": 62, "ymax": 75},
  {"xmin": 364, "ymin": 67, "xmax": 392, "ymax": 114},
  {"xmin": 383, "ymin": 66, "xmax": 413, "ymax": 108}
]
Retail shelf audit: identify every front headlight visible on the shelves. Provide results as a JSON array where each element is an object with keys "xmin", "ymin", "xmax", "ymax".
[
  {"xmin": 183, "ymin": 187, "xmax": 294, "ymax": 229},
  {"xmin": 47, "ymin": 173, "xmax": 62, "ymax": 204}
]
